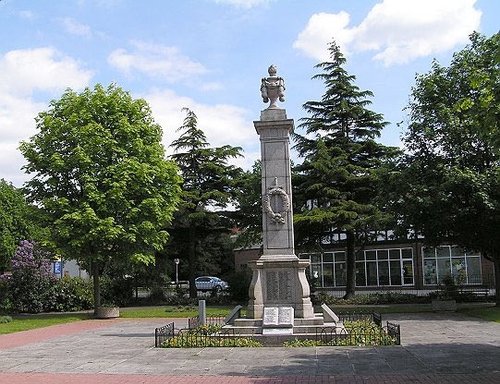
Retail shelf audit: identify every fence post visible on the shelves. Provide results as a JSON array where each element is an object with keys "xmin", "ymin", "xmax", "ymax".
[{"xmin": 199, "ymin": 299, "xmax": 206, "ymax": 326}]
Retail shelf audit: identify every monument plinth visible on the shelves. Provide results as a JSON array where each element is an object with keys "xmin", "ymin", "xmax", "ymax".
[{"xmin": 247, "ymin": 65, "xmax": 314, "ymax": 319}]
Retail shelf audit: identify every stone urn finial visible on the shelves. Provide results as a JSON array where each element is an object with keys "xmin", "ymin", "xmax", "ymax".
[{"xmin": 260, "ymin": 64, "xmax": 285, "ymax": 109}]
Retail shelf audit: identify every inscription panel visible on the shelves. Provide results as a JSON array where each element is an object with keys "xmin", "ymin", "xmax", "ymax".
[
  {"xmin": 266, "ymin": 270, "xmax": 292, "ymax": 302},
  {"xmin": 262, "ymin": 306, "xmax": 294, "ymax": 328}
]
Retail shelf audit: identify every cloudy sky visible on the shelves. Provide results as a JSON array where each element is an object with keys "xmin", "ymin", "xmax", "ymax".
[{"xmin": 1, "ymin": 0, "xmax": 498, "ymax": 186}]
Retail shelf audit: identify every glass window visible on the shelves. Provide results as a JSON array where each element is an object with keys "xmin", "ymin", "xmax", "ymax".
[
  {"xmin": 366, "ymin": 262, "xmax": 378, "ymax": 286},
  {"xmin": 423, "ymin": 259, "xmax": 437, "ymax": 285},
  {"xmin": 402, "ymin": 260, "xmax": 414, "ymax": 285},
  {"xmin": 451, "ymin": 258, "xmax": 466, "ymax": 284},
  {"xmin": 450, "ymin": 246, "xmax": 464, "ymax": 257},
  {"xmin": 311, "ymin": 253, "xmax": 321, "ymax": 263},
  {"xmin": 402, "ymin": 248, "xmax": 413, "ymax": 259},
  {"xmin": 389, "ymin": 249, "xmax": 400, "ymax": 259},
  {"xmin": 423, "ymin": 247, "xmax": 435, "ymax": 258},
  {"xmin": 335, "ymin": 262, "xmax": 346, "ymax": 286},
  {"xmin": 311, "ymin": 264, "xmax": 321, "ymax": 284},
  {"xmin": 378, "ymin": 250, "xmax": 389, "ymax": 260},
  {"xmin": 355, "ymin": 251, "xmax": 364, "ymax": 261},
  {"xmin": 366, "ymin": 250, "xmax": 377, "ymax": 260},
  {"xmin": 335, "ymin": 252, "xmax": 346, "ymax": 262},
  {"xmin": 323, "ymin": 253, "xmax": 333, "ymax": 262},
  {"xmin": 437, "ymin": 246, "xmax": 450, "ymax": 258},
  {"xmin": 437, "ymin": 258, "xmax": 451, "ymax": 282},
  {"xmin": 378, "ymin": 261, "xmax": 389, "ymax": 285},
  {"xmin": 466, "ymin": 257, "xmax": 481, "ymax": 284},
  {"xmin": 356, "ymin": 262, "xmax": 366, "ymax": 286},
  {"xmin": 323, "ymin": 263, "xmax": 334, "ymax": 287},
  {"xmin": 390, "ymin": 260, "xmax": 402, "ymax": 285}
]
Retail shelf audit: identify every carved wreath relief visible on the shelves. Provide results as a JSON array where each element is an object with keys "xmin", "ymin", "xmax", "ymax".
[{"xmin": 263, "ymin": 177, "xmax": 290, "ymax": 225}]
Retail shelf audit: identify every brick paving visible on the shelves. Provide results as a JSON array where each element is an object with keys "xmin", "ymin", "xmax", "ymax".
[
  {"xmin": 0, "ymin": 312, "xmax": 499, "ymax": 384},
  {"xmin": 1, "ymin": 372, "xmax": 500, "ymax": 383}
]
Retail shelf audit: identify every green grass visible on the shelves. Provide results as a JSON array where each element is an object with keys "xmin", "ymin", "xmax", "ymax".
[
  {"xmin": 0, "ymin": 313, "xmax": 92, "ymax": 335},
  {"xmin": 459, "ymin": 306, "xmax": 500, "ymax": 323},
  {"xmin": 119, "ymin": 305, "xmax": 236, "ymax": 318},
  {"xmin": 324, "ymin": 303, "xmax": 435, "ymax": 314},
  {"xmin": 2, "ymin": 303, "xmax": 497, "ymax": 336}
]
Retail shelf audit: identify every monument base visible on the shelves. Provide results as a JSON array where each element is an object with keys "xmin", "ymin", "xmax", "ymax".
[{"xmin": 247, "ymin": 255, "xmax": 314, "ymax": 319}]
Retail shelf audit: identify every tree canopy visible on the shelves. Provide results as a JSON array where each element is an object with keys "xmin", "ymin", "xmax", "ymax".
[
  {"xmin": 293, "ymin": 41, "xmax": 399, "ymax": 298},
  {"xmin": 168, "ymin": 108, "xmax": 243, "ymax": 297},
  {"xmin": 19, "ymin": 84, "xmax": 182, "ymax": 309},
  {"xmin": 395, "ymin": 32, "xmax": 499, "ymax": 304}
]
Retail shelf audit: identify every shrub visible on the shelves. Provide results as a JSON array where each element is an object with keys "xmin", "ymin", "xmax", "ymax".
[
  {"xmin": 0, "ymin": 315, "xmax": 12, "ymax": 323},
  {"xmin": 314, "ymin": 292, "xmax": 429, "ymax": 306},
  {"xmin": 0, "ymin": 277, "xmax": 12, "ymax": 313},
  {"xmin": 226, "ymin": 269, "xmax": 252, "ymax": 303},
  {"xmin": 9, "ymin": 241, "xmax": 56, "ymax": 313},
  {"xmin": 45, "ymin": 277, "xmax": 94, "ymax": 312},
  {"xmin": 100, "ymin": 274, "xmax": 134, "ymax": 306}
]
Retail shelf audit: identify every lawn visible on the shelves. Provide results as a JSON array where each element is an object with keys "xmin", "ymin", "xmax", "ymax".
[
  {"xmin": 0, "ymin": 313, "xmax": 92, "ymax": 335},
  {"xmin": 1, "ymin": 303, "xmax": 498, "ymax": 335},
  {"xmin": 0, "ymin": 306, "xmax": 236, "ymax": 335},
  {"xmin": 459, "ymin": 305, "xmax": 500, "ymax": 323},
  {"xmin": 120, "ymin": 305, "xmax": 236, "ymax": 318}
]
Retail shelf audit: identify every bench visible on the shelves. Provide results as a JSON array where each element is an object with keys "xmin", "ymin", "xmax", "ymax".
[{"xmin": 459, "ymin": 286, "xmax": 489, "ymax": 300}]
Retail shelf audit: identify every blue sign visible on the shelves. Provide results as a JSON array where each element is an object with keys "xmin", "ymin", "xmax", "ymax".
[{"xmin": 54, "ymin": 261, "xmax": 62, "ymax": 275}]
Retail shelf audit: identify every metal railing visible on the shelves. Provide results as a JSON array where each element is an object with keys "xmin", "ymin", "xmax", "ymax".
[
  {"xmin": 315, "ymin": 321, "xmax": 400, "ymax": 346},
  {"xmin": 162, "ymin": 327, "xmax": 240, "ymax": 348},
  {"xmin": 154, "ymin": 322, "xmax": 175, "ymax": 347},
  {"xmin": 188, "ymin": 315, "xmax": 226, "ymax": 329},
  {"xmin": 338, "ymin": 312, "xmax": 381, "ymax": 326}
]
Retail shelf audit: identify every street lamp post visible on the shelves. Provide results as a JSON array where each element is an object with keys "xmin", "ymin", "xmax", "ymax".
[{"xmin": 174, "ymin": 258, "xmax": 180, "ymax": 287}]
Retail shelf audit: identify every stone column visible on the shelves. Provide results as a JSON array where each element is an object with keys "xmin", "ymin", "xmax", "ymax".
[{"xmin": 247, "ymin": 66, "xmax": 314, "ymax": 319}]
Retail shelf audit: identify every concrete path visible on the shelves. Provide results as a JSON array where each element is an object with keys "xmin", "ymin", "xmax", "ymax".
[{"xmin": 0, "ymin": 312, "xmax": 499, "ymax": 383}]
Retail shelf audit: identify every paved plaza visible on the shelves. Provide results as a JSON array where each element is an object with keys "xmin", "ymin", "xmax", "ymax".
[{"xmin": 0, "ymin": 312, "xmax": 499, "ymax": 383}]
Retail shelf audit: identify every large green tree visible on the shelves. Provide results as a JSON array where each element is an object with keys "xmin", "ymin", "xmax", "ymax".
[
  {"xmin": 293, "ymin": 41, "xmax": 399, "ymax": 298},
  {"xmin": 168, "ymin": 108, "xmax": 243, "ymax": 297},
  {"xmin": 0, "ymin": 179, "xmax": 34, "ymax": 272},
  {"xmin": 396, "ymin": 32, "xmax": 499, "ymax": 304},
  {"xmin": 20, "ymin": 84, "xmax": 182, "ymax": 311},
  {"xmin": 232, "ymin": 160, "xmax": 262, "ymax": 249}
]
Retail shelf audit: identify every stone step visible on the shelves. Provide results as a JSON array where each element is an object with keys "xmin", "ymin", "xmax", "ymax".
[{"xmin": 223, "ymin": 322, "xmax": 342, "ymax": 336}]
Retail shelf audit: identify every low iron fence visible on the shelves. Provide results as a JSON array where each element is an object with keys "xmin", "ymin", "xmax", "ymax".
[
  {"xmin": 315, "ymin": 320, "xmax": 400, "ymax": 346},
  {"xmin": 338, "ymin": 312, "xmax": 382, "ymax": 327},
  {"xmin": 154, "ymin": 321, "xmax": 175, "ymax": 347},
  {"xmin": 188, "ymin": 316, "xmax": 226, "ymax": 329},
  {"xmin": 386, "ymin": 321, "xmax": 401, "ymax": 345},
  {"xmin": 162, "ymin": 327, "xmax": 241, "ymax": 348}
]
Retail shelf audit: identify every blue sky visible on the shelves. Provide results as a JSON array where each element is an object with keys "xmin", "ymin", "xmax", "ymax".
[{"xmin": 1, "ymin": 0, "xmax": 498, "ymax": 186}]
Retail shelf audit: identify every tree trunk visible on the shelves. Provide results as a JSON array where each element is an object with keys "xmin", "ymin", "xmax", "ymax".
[
  {"xmin": 494, "ymin": 257, "xmax": 500, "ymax": 307},
  {"xmin": 188, "ymin": 226, "xmax": 197, "ymax": 298},
  {"xmin": 91, "ymin": 260, "xmax": 101, "ymax": 313},
  {"xmin": 344, "ymin": 230, "xmax": 356, "ymax": 299}
]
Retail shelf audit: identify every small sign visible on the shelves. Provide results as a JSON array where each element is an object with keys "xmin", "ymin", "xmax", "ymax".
[{"xmin": 53, "ymin": 261, "xmax": 62, "ymax": 275}]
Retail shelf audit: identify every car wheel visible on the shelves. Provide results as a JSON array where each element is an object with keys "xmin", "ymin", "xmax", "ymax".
[{"xmin": 214, "ymin": 285, "xmax": 222, "ymax": 293}]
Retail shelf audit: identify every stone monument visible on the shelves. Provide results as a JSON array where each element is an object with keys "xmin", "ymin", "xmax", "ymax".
[{"xmin": 247, "ymin": 65, "xmax": 314, "ymax": 320}]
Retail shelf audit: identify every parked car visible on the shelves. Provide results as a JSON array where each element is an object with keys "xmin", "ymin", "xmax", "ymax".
[{"xmin": 195, "ymin": 276, "xmax": 229, "ymax": 292}]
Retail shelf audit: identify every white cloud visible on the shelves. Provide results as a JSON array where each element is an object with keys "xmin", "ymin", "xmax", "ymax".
[
  {"xmin": 212, "ymin": 0, "xmax": 272, "ymax": 9},
  {"xmin": 143, "ymin": 88, "xmax": 258, "ymax": 169},
  {"xmin": 108, "ymin": 41, "xmax": 207, "ymax": 83},
  {"xmin": 0, "ymin": 48, "xmax": 92, "ymax": 186},
  {"xmin": 294, "ymin": 0, "xmax": 482, "ymax": 65},
  {"xmin": 293, "ymin": 12, "xmax": 354, "ymax": 62},
  {"xmin": 0, "ymin": 47, "xmax": 93, "ymax": 96},
  {"xmin": 18, "ymin": 10, "xmax": 36, "ymax": 20},
  {"xmin": 61, "ymin": 17, "xmax": 92, "ymax": 38}
]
